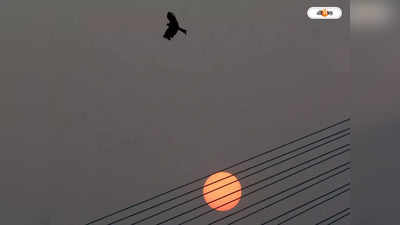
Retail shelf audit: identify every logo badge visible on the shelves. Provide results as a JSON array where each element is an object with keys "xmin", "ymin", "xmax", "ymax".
[{"xmin": 307, "ymin": 7, "xmax": 342, "ymax": 19}]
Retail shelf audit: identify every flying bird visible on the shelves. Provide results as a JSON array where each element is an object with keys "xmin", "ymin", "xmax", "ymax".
[{"xmin": 163, "ymin": 12, "xmax": 187, "ymax": 40}]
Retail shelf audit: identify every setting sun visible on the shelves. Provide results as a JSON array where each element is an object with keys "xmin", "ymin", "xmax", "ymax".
[{"xmin": 203, "ymin": 172, "xmax": 242, "ymax": 211}]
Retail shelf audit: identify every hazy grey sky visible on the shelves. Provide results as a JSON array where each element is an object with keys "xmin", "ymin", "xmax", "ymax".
[
  {"xmin": 2, "ymin": 0, "xmax": 398, "ymax": 224},
  {"xmin": 351, "ymin": 1, "xmax": 400, "ymax": 224}
]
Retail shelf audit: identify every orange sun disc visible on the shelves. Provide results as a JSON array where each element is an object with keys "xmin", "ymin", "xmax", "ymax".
[{"xmin": 203, "ymin": 171, "xmax": 242, "ymax": 211}]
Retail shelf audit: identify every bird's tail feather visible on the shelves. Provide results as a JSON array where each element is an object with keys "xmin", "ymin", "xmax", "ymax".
[{"xmin": 179, "ymin": 28, "xmax": 187, "ymax": 35}]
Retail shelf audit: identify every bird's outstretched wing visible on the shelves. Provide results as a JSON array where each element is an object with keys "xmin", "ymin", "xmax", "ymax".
[{"xmin": 166, "ymin": 12, "xmax": 178, "ymax": 25}]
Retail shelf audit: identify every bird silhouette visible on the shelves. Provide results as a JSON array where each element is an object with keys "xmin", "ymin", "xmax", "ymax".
[{"xmin": 163, "ymin": 12, "xmax": 187, "ymax": 40}]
